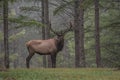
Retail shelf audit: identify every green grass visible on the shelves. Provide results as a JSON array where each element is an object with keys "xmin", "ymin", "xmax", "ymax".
[{"xmin": 0, "ymin": 68, "xmax": 120, "ymax": 80}]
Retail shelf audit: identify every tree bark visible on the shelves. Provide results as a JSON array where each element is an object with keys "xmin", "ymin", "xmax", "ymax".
[
  {"xmin": 94, "ymin": 0, "xmax": 101, "ymax": 67},
  {"xmin": 3, "ymin": 0, "xmax": 9, "ymax": 69},
  {"xmin": 42, "ymin": 0, "xmax": 51, "ymax": 68},
  {"xmin": 74, "ymin": 0, "xmax": 85, "ymax": 67},
  {"xmin": 41, "ymin": 0, "xmax": 47, "ymax": 68},
  {"xmin": 0, "ymin": 6, "xmax": 3, "ymax": 68}
]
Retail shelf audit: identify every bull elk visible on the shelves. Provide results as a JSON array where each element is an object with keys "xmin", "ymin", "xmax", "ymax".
[{"xmin": 26, "ymin": 22, "xmax": 73, "ymax": 68}]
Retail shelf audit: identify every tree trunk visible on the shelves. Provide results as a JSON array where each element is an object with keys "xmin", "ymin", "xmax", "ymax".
[
  {"xmin": 0, "ymin": 42, "xmax": 4, "ymax": 67},
  {"xmin": 94, "ymin": 0, "xmax": 101, "ymax": 67},
  {"xmin": 41, "ymin": 0, "xmax": 47, "ymax": 68},
  {"xmin": 3, "ymin": 0, "xmax": 9, "ymax": 69},
  {"xmin": 42, "ymin": 0, "xmax": 51, "ymax": 68},
  {"xmin": 74, "ymin": 0, "xmax": 85, "ymax": 67},
  {"xmin": 0, "ymin": 17, "xmax": 4, "ymax": 68}
]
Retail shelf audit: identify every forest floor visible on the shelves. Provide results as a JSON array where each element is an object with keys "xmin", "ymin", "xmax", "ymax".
[{"xmin": 0, "ymin": 68, "xmax": 120, "ymax": 80}]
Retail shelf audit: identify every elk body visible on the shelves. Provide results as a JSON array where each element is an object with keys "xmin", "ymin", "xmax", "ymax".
[{"xmin": 26, "ymin": 22, "xmax": 72, "ymax": 68}]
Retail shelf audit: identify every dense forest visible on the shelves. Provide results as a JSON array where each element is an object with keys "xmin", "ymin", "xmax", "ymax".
[{"xmin": 0, "ymin": 0, "xmax": 120, "ymax": 69}]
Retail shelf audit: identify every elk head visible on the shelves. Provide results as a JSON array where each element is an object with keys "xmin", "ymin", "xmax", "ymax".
[{"xmin": 49, "ymin": 22, "xmax": 73, "ymax": 51}]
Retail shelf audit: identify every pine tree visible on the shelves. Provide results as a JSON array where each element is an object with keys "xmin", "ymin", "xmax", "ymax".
[
  {"xmin": 3, "ymin": 0, "xmax": 9, "ymax": 69},
  {"xmin": 74, "ymin": 0, "xmax": 86, "ymax": 67},
  {"xmin": 42, "ymin": 0, "xmax": 51, "ymax": 67},
  {"xmin": 41, "ymin": 0, "xmax": 47, "ymax": 68},
  {"xmin": 94, "ymin": 0, "xmax": 101, "ymax": 67}
]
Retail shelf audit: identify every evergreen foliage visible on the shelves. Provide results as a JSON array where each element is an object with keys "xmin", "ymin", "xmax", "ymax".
[{"xmin": 0, "ymin": 0, "xmax": 119, "ymax": 68}]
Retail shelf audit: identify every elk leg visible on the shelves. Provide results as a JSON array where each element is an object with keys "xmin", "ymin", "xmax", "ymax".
[
  {"xmin": 51, "ymin": 54, "xmax": 56, "ymax": 68},
  {"xmin": 26, "ymin": 53, "xmax": 34, "ymax": 68}
]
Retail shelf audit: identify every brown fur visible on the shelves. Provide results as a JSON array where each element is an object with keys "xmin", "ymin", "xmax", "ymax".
[
  {"xmin": 26, "ymin": 36, "xmax": 64, "ymax": 68},
  {"xmin": 26, "ymin": 39, "xmax": 58, "ymax": 55},
  {"xmin": 26, "ymin": 22, "xmax": 72, "ymax": 68}
]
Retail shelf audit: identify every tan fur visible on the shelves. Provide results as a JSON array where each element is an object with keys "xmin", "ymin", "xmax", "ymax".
[
  {"xmin": 26, "ymin": 22, "xmax": 72, "ymax": 68},
  {"xmin": 26, "ymin": 39, "xmax": 57, "ymax": 55}
]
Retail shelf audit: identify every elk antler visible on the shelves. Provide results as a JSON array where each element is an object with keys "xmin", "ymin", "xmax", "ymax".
[
  {"xmin": 62, "ymin": 21, "xmax": 73, "ymax": 35},
  {"xmin": 49, "ymin": 22, "xmax": 59, "ymax": 35},
  {"xmin": 49, "ymin": 21, "xmax": 73, "ymax": 36}
]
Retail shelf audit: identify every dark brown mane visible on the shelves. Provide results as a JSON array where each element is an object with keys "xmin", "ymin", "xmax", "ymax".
[{"xmin": 54, "ymin": 37, "xmax": 64, "ymax": 52}]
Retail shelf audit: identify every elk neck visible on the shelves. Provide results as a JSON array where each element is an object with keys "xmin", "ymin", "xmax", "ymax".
[{"xmin": 54, "ymin": 36, "xmax": 64, "ymax": 52}]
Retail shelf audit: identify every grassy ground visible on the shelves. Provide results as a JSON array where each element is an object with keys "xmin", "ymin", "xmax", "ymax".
[{"xmin": 0, "ymin": 68, "xmax": 120, "ymax": 80}]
